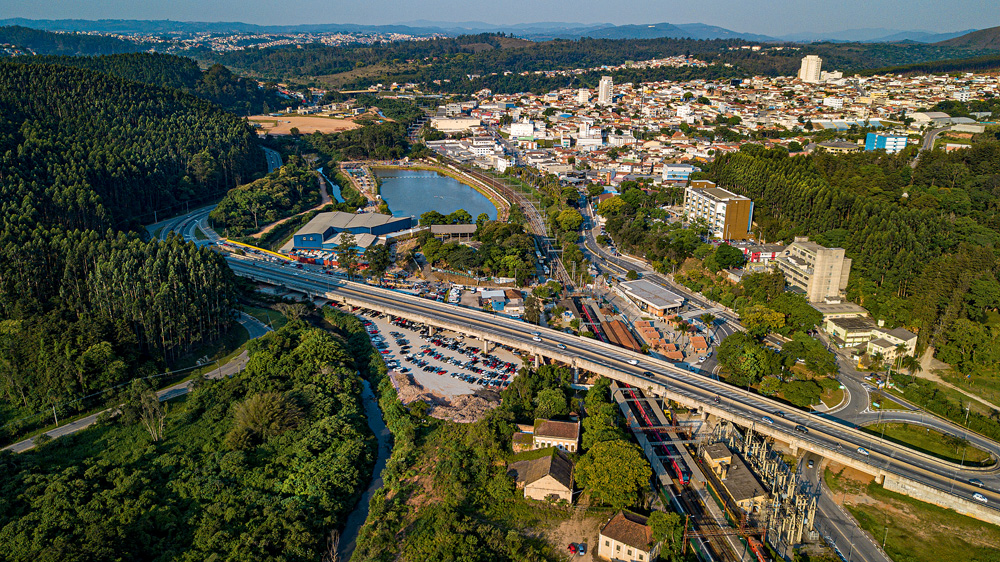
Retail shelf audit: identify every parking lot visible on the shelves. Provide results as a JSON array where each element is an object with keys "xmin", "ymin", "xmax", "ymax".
[{"xmin": 356, "ymin": 309, "xmax": 524, "ymax": 399}]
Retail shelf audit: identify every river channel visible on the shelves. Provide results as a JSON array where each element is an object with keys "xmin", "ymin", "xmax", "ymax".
[
  {"xmin": 336, "ymin": 379, "xmax": 391, "ymax": 561},
  {"xmin": 374, "ymin": 168, "xmax": 497, "ymax": 220}
]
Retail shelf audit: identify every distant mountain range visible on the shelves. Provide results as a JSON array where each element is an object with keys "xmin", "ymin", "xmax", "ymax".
[
  {"xmin": 935, "ymin": 26, "xmax": 1000, "ymax": 49},
  {"xmin": 0, "ymin": 17, "xmax": 986, "ymax": 45},
  {"xmin": 776, "ymin": 27, "xmax": 976, "ymax": 43}
]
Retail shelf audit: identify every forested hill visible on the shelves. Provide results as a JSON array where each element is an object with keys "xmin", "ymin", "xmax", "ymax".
[
  {"xmin": 0, "ymin": 60, "xmax": 264, "ymax": 440},
  {"xmin": 0, "ymin": 25, "xmax": 143, "ymax": 55},
  {"xmin": 199, "ymin": 32, "xmax": 997, "ymax": 92},
  {"xmin": 8, "ymin": 52, "xmax": 285, "ymax": 115},
  {"xmin": 709, "ymin": 143, "xmax": 1000, "ymax": 364}
]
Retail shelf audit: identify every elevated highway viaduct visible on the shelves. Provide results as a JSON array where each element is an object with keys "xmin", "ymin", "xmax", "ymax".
[{"xmin": 228, "ymin": 255, "xmax": 1000, "ymax": 526}]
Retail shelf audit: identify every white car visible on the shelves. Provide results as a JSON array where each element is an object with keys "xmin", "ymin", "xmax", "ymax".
[
  {"xmin": 857, "ymin": 447, "xmax": 870, "ymax": 456},
  {"xmin": 973, "ymin": 493, "xmax": 988, "ymax": 504},
  {"xmin": 557, "ymin": 344, "xmax": 567, "ymax": 350},
  {"xmin": 628, "ymin": 359, "xmax": 639, "ymax": 366},
  {"xmin": 532, "ymin": 336, "xmax": 542, "ymax": 342}
]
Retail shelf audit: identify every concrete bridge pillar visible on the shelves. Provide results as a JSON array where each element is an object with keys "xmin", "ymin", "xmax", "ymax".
[
  {"xmin": 481, "ymin": 337, "xmax": 493, "ymax": 354},
  {"xmin": 534, "ymin": 354, "xmax": 541, "ymax": 369},
  {"xmin": 572, "ymin": 366, "xmax": 579, "ymax": 384}
]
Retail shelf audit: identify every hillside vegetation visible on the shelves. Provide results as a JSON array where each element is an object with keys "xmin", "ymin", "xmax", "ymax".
[
  {"xmin": 200, "ymin": 33, "xmax": 999, "ymax": 94},
  {"xmin": 936, "ymin": 25, "xmax": 1000, "ymax": 49},
  {"xmin": 0, "ymin": 60, "xmax": 263, "ymax": 443},
  {"xmin": 709, "ymin": 142, "xmax": 1000, "ymax": 374},
  {"xmin": 0, "ymin": 25, "xmax": 142, "ymax": 55},
  {"xmin": 7, "ymin": 52, "xmax": 286, "ymax": 115},
  {"xmin": 0, "ymin": 320, "xmax": 376, "ymax": 561},
  {"xmin": 210, "ymin": 162, "xmax": 320, "ymax": 237}
]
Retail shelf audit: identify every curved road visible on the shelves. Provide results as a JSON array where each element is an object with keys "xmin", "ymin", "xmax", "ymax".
[{"xmin": 226, "ymin": 256, "xmax": 1000, "ymax": 517}]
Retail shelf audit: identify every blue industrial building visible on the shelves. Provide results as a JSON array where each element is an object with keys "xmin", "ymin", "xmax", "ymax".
[
  {"xmin": 865, "ymin": 133, "xmax": 908, "ymax": 154},
  {"xmin": 292, "ymin": 211, "xmax": 414, "ymax": 250}
]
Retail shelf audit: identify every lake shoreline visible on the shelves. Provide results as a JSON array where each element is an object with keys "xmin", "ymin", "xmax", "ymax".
[{"xmin": 372, "ymin": 162, "xmax": 508, "ymax": 219}]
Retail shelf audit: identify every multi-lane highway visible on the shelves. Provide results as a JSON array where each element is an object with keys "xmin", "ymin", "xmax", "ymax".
[{"xmin": 224, "ymin": 255, "xmax": 1000, "ymax": 522}]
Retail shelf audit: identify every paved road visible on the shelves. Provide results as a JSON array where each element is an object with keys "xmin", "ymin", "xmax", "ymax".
[
  {"xmin": 228, "ymin": 255, "xmax": 1000, "ymax": 517},
  {"xmin": 579, "ymin": 203, "xmax": 737, "ymax": 375},
  {"xmin": 911, "ymin": 126, "xmax": 950, "ymax": 168},
  {"xmin": 802, "ymin": 452, "xmax": 893, "ymax": 562},
  {"xmin": 2, "ymin": 312, "xmax": 271, "ymax": 454},
  {"xmin": 262, "ymin": 146, "xmax": 283, "ymax": 173}
]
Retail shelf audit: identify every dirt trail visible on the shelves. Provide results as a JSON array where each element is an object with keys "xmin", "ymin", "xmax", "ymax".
[
  {"xmin": 250, "ymin": 172, "xmax": 332, "ymax": 240},
  {"xmin": 917, "ymin": 347, "xmax": 1000, "ymax": 411}
]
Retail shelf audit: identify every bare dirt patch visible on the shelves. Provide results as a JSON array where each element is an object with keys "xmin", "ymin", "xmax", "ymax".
[
  {"xmin": 537, "ymin": 496, "xmax": 609, "ymax": 559},
  {"xmin": 389, "ymin": 370, "xmax": 500, "ymax": 423},
  {"xmin": 249, "ymin": 114, "xmax": 360, "ymax": 135}
]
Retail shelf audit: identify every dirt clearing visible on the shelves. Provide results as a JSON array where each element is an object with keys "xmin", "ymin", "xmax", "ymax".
[
  {"xmin": 389, "ymin": 369, "xmax": 500, "ymax": 423},
  {"xmin": 250, "ymin": 114, "xmax": 360, "ymax": 135}
]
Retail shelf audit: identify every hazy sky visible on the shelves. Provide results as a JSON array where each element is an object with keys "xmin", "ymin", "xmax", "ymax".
[{"xmin": 1, "ymin": 0, "xmax": 997, "ymax": 36}]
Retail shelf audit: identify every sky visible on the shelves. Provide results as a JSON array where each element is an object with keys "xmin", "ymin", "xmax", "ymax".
[{"xmin": 1, "ymin": 0, "xmax": 997, "ymax": 37}]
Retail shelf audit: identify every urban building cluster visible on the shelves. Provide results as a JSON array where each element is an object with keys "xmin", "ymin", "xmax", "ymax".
[{"xmin": 412, "ymin": 59, "xmax": 997, "ymax": 183}]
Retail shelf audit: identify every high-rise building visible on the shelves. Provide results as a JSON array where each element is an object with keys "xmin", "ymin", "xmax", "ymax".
[
  {"xmin": 598, "ymin": 76, "xmax": 613, "ymax": 105},
  {"xmin": 774, "ymin": 237, "xmax": 851, "ymax": 303},
  {"xmin": 682, "ymin": 180, "xmax": 754, "ymax": 241},
  {"xmin": 578, "ymin": 88, "xmax": 590, "ymax": 104},
  {"xmin": 798, "ymin": 55, "xmax": 823, "ymax": 83}
]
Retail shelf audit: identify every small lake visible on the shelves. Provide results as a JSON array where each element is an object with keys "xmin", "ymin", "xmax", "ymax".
[{"xmin": 375, "ymin": 168, "xmax": 497, "ymax": 221}]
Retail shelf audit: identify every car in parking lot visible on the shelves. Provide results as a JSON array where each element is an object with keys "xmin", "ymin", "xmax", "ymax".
[{"xmin": 973, "ymin": 492, "xmax": 988, "ymax": 503}]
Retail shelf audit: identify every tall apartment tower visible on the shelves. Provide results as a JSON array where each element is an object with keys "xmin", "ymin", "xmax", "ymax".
[
  {"xmin": 578, "ymin": 88, "xmax": 590, "ymax": 104},
  {"xmin": 598, "ymin": 76, "xmax": 614, "ymax": 105},
  {"xmin": 798, "ymin": 55, "xmax": 822, "ymax": 83}
]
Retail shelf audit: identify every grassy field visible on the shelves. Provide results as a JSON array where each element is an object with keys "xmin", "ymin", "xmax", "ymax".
[
  {"xmin": 243, "ymin": 305, "xmax": 288, "ymax": 331},
  {"xmin": 888, "ymin": 379, "xmax": 995, "ymax": 416},
  {"xmin": 859, "ymin": 422, "xmax": 994, "ymax": 465},
  {"xmin": 870, "ymin": 391, "xmax": 908, "ymax": 410},
  {"xmin": 826, "ymin": 468, "xmax": 1000, "ymax": 562},
  {"xmin": 194, "ymin": 227, "xmax": 207, "ymax": 240},
  {"xmin": 821, "ymin": 385, "xmax": 845, "ymax": 409},
  {"xmin": 940, "ymin": 367, "xmax": 1000, "ymax": 408}
]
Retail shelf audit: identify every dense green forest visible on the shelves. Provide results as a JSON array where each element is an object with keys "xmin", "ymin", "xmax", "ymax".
[
  {"xmin": 0, "ymin": 25, "xmax": 143, "ymax": 55},
  {"xmin": 0, "ymin": 60, "xmax": 263, "ymax": 442},
  {"xmin": 0, "ymin": 320, "xmax": 376, "ymax": 561},
  {"xmin": 708, "ymin": 142, "xmax": 1000, "ymax": 371},
  {"xmin": 7, "ymin": 52, "xmax": 288, "ymax": 115},
  {"xmin": 210, "ymin": 162, "xmax": 320, "ymax": 236}
]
